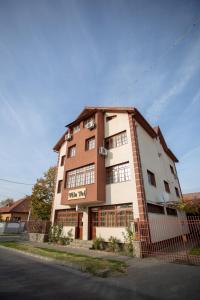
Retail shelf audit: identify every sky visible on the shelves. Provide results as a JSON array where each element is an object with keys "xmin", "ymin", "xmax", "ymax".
[{"xmin": 0, "ymin": 0, "xmax": 200, "ymax": 201}]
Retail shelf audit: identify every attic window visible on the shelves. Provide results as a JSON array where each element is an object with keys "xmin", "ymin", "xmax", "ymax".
[
  {"xmin": 73, "ymin": 125, "xmax": 80, "ymax": 133},
  {"xmin": 106, "ymin": 115, "xmax": 117, "ymax": 122}
]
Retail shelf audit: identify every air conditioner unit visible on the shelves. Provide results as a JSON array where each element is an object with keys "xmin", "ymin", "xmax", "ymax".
[
  {"xmin": 86, "ymin": 120, "xmax": 95, "ymax": 130},
  {"xmin": 65, "ymin": 133, "xmax": 72, "ymax": 141},
  {"xmin": 99, "ymin": 147, "xmax": 108, "ymax": 156}
]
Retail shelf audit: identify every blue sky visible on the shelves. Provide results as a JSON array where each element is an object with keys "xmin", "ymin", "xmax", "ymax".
[{"xmin": 0, "ymin": 0, "xmax": 200, "ymax": 200}]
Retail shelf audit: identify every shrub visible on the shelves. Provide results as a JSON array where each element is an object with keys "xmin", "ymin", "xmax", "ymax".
[
  {"xmin": 122, "ymin": 225, "xmax": 135, "ymax": 256},
  {"xmin": 108, "ymin": 236, "xmax": 120, "ymax": 252},
  {"xmin": 66, "ymin": 229, "xmax": 73, "ymax": 244},
  {"xmin": 92, "ymin": 237, "xmax": 105, "ymax": 250},
  {"xmin": 48, "ymin": 225, "xmax": 74, "ymax": 245},
  {"xmin": 48, "ymin": 224, "xmax": 63, "ymax": 243}
]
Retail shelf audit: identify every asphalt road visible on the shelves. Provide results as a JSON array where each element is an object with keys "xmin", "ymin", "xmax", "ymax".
[{"xmin": 0, "ymin": 247, "xmax": 200, "ymax": 300}]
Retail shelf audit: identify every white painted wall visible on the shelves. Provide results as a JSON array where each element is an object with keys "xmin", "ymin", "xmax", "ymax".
[
  {"xmin": 62, "ymin": 226, "xmax": 75, "ymax": 238},
  {"xmin": 148, "ymin": 212, "xmax": 189, "ymax": 242},
  {"xmin": 52, "ymin": 141, "xmax": 72, "ymax": 222},
  {"xmin": 96, "ymin": 227, "xmax": 126, "ymax": 242},
  {"xmin": 82, "ymin": 209, "xmax": 88, "ymax": 240},
  {"xmin": 136, "ymin": 123, "xmax": 181, "ymax": 205},
  {"xmin": 104, "ymin": 112, "xmax": 139, "ymax": 218}
]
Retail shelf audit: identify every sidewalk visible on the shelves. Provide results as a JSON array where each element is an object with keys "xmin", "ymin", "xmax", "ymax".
[{"xmin": 28, "ymin": 241, "xmax": 134, "ymax": 263}]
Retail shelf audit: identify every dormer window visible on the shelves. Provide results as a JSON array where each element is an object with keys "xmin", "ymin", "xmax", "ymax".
[
  {"xmin": 73, "ymin": 125, "xmax": 80, "ymax": 133},
  {"xmin": 84, "ymin": 116, "xmax": 95, "ymax": 128}
]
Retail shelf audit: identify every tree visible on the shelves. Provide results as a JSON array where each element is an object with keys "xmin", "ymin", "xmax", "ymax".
[
  {"xmin": 31, "ymin": 166, "xmax": 57, "ymax": 220},
  {"xmin": 172, "ymin": 201, "xmax": 200, "ymax": 215},
  {"xmin": 0, "ymin": 198, "xmax": 14, "ymax": 208}
]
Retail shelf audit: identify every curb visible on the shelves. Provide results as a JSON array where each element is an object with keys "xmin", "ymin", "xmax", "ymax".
[{"xmin": 0, "ymin": 245, "xmax": 87, "ymax": 273}]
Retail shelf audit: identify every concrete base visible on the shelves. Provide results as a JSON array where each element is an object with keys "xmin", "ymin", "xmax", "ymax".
[
  {"xmin": 28, "ymin": 233, "xmax": 48, "ymax": 243},
  {"xmin": 133, "ymin": 241, "xmax": 142, "ymax": 258}
]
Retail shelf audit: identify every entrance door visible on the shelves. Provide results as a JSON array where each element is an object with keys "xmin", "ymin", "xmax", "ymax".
[
  {"xmin": 89, "ymin": 209, "xmax": 97, "ymax": 240},
  {"xmin": 76, "ymin": 213, "xmax": 83, "ymax": 239}
]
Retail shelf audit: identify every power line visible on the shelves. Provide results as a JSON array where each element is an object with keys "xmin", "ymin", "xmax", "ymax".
[
  {"xmin": 0, "ymin": 184, "xmax": 28, "ymax": 196},
  {"xmin": 0, "ymin": 178, "xmax": 34, "ymax": 186}
]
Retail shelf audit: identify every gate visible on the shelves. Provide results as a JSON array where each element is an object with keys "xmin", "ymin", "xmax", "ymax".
[{"xmin": 135, "ymin": 216, "xmax": 200, "ymax": 265}]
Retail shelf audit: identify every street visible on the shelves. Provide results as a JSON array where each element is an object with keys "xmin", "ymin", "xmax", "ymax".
[{"xmin": 0, "ymin": 247, "xmax": 200, "ymax": 300}]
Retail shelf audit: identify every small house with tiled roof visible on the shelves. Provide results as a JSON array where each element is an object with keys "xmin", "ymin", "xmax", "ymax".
[{"xmin": 0, "ymin": 197, "xmax": 31, "ymax": 222}]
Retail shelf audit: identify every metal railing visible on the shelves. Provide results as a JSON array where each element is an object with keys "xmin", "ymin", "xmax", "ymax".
[{"xmin": 134, "ymin": 216, "xmax": 200, "ymax": 265}]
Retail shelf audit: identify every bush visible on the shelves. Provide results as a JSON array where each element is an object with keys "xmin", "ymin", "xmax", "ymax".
[
  {"xmin": 66, "ymin": 229, "xmax": 73, "ymax": 244},
  {"xmin": 48, "ymin": 225, "xmax": 73, "ymax": 245},
  {"xmin": 92, "ymin": 237, "xmax": 105, "ymax": 250},
  {"xmin": 48, "ymin": 224, "xmax": 63, "ymax": 243},
  {"xmin": 108, "ymin": 236, "xmax": 120, "ymax": 252},
  {"xmin": 122, "ymin": 225, "xmax": 135, "ymax": 256}
]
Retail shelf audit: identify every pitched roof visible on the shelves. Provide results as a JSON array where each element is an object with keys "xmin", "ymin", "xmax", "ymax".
[
  {"xmin": 53, "ymin": 106, "xmax": 178, "ymax": 162},
  {"xmin": 0, "ymin": 197, "xmax": 31, "ymax": 214},
  {"xmin": 66, "ymin": 106, "xmax": 135, "ymax": 127},
  {"xmin": 183, "ymin": 192, "xmax": 200, "ymax": 203}
]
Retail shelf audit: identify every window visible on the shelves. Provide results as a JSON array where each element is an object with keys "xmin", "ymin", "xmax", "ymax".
[
  {"xmin": 60, "ymin": 155, "xmax": 66, "ymax": 166},
  {"xmin": 106, "ymin": 162, "xmax": 131, "ymax": 184},
  {"xmin": 84, "ymin": 116, "xmax": 95, "ymax": 128},
  {"xmin": 68, "ymin": 145, "xmax": 76, "ymax": 157},
  {"xmin": 91, "ymin": 204, "xmax": 133, "ymax": 227},
  {"xmin": 147, "ymin": 170, "xmax": 156, "ymax": 187},
  {"xmin": 147, "ymin": 203, "xmax": 165, "ymax": 214},
  {"xmin": 170, "ymin": 165, "xmax": 175, "ymax": 175},
  {"xmin": 175, "ymin": 187, "xmax": 180, "ymax": 197},
  {"xmin": 55, "ymin": 210, "xmax": 78, "ymax": 226},
  {"xmin": 85, "ymin": 137, "xmax": 95, "ymax": 150},
  {"xmin": 73, "ymin": 125, "xmax": 80, "ymax": 133},
  {"xmin": 57, "ymin": 180, "xmax": 63, "ymax": 193},
  {"xmin": 105, "ymin": 131, "xmax": 128, "ymax": 150},
  {"xmin": 164, "ymin": 180, "xmax": 170, "ymax": 193},
  {"xmin": 166, "ymin": 207, "xmax": 177, "ymax": 216},
  {"xmin": 106, "ymin": 115, "xmax": 117, "ymax": 122},
  {"xmin": 66, "ymin": 164, "xmax": 95, "ymax": 188}
]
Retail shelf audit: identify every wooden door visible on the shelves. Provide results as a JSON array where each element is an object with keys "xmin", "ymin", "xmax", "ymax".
[
  {"xmin": 76, "ymin": 213, "xmax": 83, "ymax": 239},
  {"xmin": 89, "ymin": 210, "xmax": 97, "ymax": 240}
]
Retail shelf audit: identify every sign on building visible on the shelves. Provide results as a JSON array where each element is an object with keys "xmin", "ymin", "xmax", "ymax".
[{"xmin": 68, "ymin": 188, "xmax": 86, "ymax": 200}]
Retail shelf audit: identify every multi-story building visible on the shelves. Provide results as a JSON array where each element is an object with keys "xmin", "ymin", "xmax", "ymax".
[{"xmin": 51, "ymin": 106, "xmax": 184, "ymax": 243}]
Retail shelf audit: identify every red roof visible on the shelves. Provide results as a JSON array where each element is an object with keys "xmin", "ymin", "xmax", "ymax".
[
  {"xmin": 183, "ymin": 193, "xmax": 200, "ymax": 203},
  {"xmin": 0, "ymin": 197, "xmax": 31, "ymax": 214}
]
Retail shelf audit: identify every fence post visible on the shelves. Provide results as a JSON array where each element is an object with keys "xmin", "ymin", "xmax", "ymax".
[{"xmin": 133, "ymin": 219, "xmax": 143, "ymax": 258}]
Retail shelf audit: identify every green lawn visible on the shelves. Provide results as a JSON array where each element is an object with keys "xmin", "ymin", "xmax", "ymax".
[
  {"xmin": 189, "ymin": 247, "xmax": 200, "ymax": 256},
  {"xmin": 0, "ymin": 241, "xmax": 127, "ymax": 277}
]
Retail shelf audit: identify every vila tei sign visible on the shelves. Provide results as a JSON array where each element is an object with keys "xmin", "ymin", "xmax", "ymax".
[{"xmin": 68, "ymin": 188, "xmax": 86, "ymax": 200}]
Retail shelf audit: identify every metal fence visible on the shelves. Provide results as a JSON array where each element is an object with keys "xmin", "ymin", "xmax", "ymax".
[
  {"xmin": 134, "ymin": 216, "xmax": 200, "ymax": 265},
  {"xmin": 25, "ymin": 220, "xmax": 51, "ymax": 234}
]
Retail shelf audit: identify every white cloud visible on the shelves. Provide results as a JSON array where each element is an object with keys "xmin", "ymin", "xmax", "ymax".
[
  {"xmin": 0, "ymin": 94, "xmax": 27, "ymax": 134},
  {"xmin": 146, "ymin": 37, "xmax": 200, "ymax": 122},
  {"xmin": 192, "ymin": 88, "xmax": 200, "ymax": 105}
]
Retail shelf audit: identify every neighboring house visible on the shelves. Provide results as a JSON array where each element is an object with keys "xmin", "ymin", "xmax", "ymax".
[
  {"xmin": 182, "ymin": 192, "xmax": 200, "ymax": 216},
  {"xmin": 51, "ymin": 106, "xmax": 185, "ymax": 243},
  {"xmin": 183, "ymin": 192, "xmax": 200, "ymax": 203},
  {"xmin": 0, "ymin": 197, "xmax": 31, "ymax": 222}
]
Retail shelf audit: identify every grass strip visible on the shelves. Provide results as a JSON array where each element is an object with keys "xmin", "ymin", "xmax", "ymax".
[
  {"xmin": 189, "ymin": 247, "xmax": 200, "ymax": 256},
  {"xmin": 0, "ymin": 241, "xmax": 127, "ymax": 277}
]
